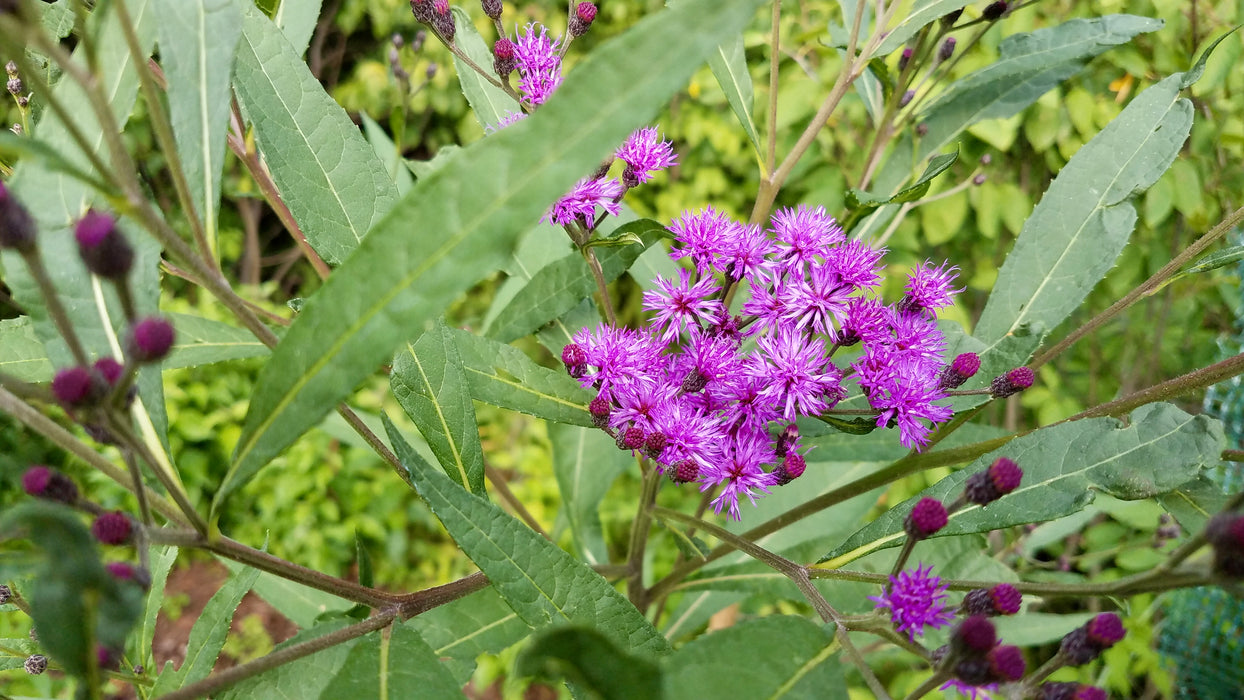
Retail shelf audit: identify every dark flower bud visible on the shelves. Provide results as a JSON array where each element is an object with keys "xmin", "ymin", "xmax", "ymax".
[
  {"xmin": 1206, "ymin": 511, "xmax": 1244, "ymax": 578},
  {"xmin": 938, "ymin": 37, "xmax": 956, "ymax": 61},
  {"xmin": 1059, "ymin": 613, "xmax": 1124, "ymax": 667},
  {"xmin": 127, "ymin": 316, "xmax": 175, "ymax": 363},
  {"xmin": 426, "ymin": 63, "xmax": 438, "ymax": 80},
  {"xmin": 905, "ymin": 497, "xmax": 948, "ymax": 538},
  {"xmin": 980, "ymin": 154, "xmax": 992, "ymax": 165},
  {"xmin": 962, "ymin": 582, "xmax": 1021, "ymax": 616},
  {"xmin": 97, "ymin": 645, "xmax": 121, "ymax": 671},
  {"xmin": 1037, "ymin": 682, "xmax": 1078, "ymax": 700},
  {"xmin": 391, "ymin": 33, "xmax": 404, "ymax": 49},
  {"xmin": 4, "ymin": 60, "xmax": 15, "ymax": 76},
  {"xmin": 91, "ymin": 511, "xmax": 133, "ymax": 545},
  {"xmin": 938, "ymin": 352, "xmax": 980, "ymax": 390},
  {"xmin": 432, "ymin": 0, "xmax": 454, "ymax": 42},
  {"xmin": 672, "ymin": 459, "xmax": 698, "ymax": 484},
  {"xmin": 0, "ymin": 180, "xmax": 37, "ymax": 251},
  {"xmin": 989, "ymin": 366, "xmax": 1034, "ymax": 398},
  {"xmin": 898, "ymin": 90, "xmax": 915, "ymax": 108},
  {"xmin": 915, "ymin": 122, "xmax": 928, "ymax": 137},
  {"xmin": 973, "ymin": 173, "xmax": 986, "ymax": 185},
  {"xmin": 52, "ymin": 366, "xmax": 104, "ymax": 407},
  {"xmin": 410, "ymin": 0, "xmax": 433, "ymax": 24},
  {"xmin": 1085, "ymin": 612, "xmax": 1125, "ymax": 647},
  {"xmin": 952, "ymin": 615, "xmax": 997, "ymax": 655},
  {"xmin": 987, "ymin": 645, "xmax": 1025, "ymax": 681},
  {"xmin": 643, "ymin": 431, "xmax": 667, "ymax": 459},
  {"xmin": 24, "ymin": 654, "xmax": 47, "ymax": 675},
  {"xmin": 75, "ymin": 210, "xmax": 133, "ymax": 280},
  {"xmin": 481, "ymin": 0, "xmax": 502, "ymax": 19},
  {"xmin": 773, "ymin": 453, "xmax": 806, "ymax": 486},
  {"xmin": 930, "ymin": 644, "xmax": 949, "ymax": 667},
  {"xmin": 22, "ymin": 465, "xmax": 80, "ymax": 504},
  {"xmin": 494, "ymin": 38, "xmax": 518, "ymax": 77},
  {"xmin": 589, "ymin": 394, "xmax": 611, "ymax": 428},
  {"xmin": 983, "ymin": 1, "xmax": 1008, "ymax": 20},
  {"xmin": 561, "ymin": 342, "xmax": 586, "ymax": 368},
  {"xmin": 1075, "ymin": 687, "xmax": 1108, "ymax": 700},
  {"xmin": 0, "ymin": 583, "xmax": 11, "ymax": 604},
  {"xmin": 105, "ymin": 562, "xmax": 151, "ymax": 589},
  {"xmin": 898, "ymin": 47, "xmax": 913, "ymax": 71},
  {"xmin": 616, "ymin": 426, "xmax": 644, "ymax": 451},
  {"xmin": 941, "ymin": 9, "xmax": 963, "ymax": 26},
  {"xmin": 7, "ymin": 76, "xmax": 21, "ymax": 96},
  {"xmin": 411, "ymin": 28, "xmax": 427, "ymax": 52},
  {"xmin": 953, "ymin": 656, "xmax": 993, "ymax": 685},
  {"xmin": 569, "ymin": 2, "xmax": 597, "ymax": 37},
  {"xmin": 93, "ymin": 357, "xmax": 126, "ymax": 386},
  {"xmin": 1059, "ymin": 626, "xmax": 1099, "ymax": 665},
  {"xmin": 774, "ymin": 423, "xmax": 800, "ymax": 458},
  {"xmin": 681, "ymin": 370, "xmax": 708, "ymax": 393},
  {"xmin": 964, "ymin": 456, "xmax": 1022, "ymax": 505},
  {"xmin": 622, "ymin": 165, "xmax": 641, "ymax": 190}
]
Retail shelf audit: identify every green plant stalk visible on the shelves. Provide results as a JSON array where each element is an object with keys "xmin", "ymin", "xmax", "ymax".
[
  {"xmin": 102, "ymin": 412, "xmax": 207, "ymax": 533},
  {"xmin": 154, "ymin": 609, "xmax": 399, "ymax": 700},
  {"xmin": 764, "ymin": 0, "xmax": 782, "ymax": 176},
  {"xmin": 18, "ymin": 248, "xmax": 91, "ymax": 367},
  {"xmin": 626, "ymin": 462, "xmax": 662, "ymax": 608},
  {"xmin": 901, "ymin": 669, "xmax": 951, "ymax": 700},
  {"xmin": 583, "ymin": 245, "xmax": 619, "ymax": 326},
  {"xmin": 807, "ymin": 563, "xmax": 1214, "ymax": 597},
  {"xmin": 1033, "ymin": 204, "xmax": 1244, "ymax": 370},
  {"xmin": 122, "ymin": 449, "xmax": 153, "ymax": 527},
  {"xmin": 1067, "ymin": 350, "xmax": 1244, "ymax": 422},
  {"xmin": 856, "ymin": 24, "xmax": 932, "ymax": 192},
  {"xmin": 485, "ymin": 461, "xmax": 550, "ymax": 538}
]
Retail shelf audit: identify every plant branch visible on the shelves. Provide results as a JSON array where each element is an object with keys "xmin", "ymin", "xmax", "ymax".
[
  {"xmin": 485, "ymin": 461, "xmax": 550, "ymax": 539},
  {"xmin": 626, "ymin": 463, "xmax": 662, "ymax": 608}
]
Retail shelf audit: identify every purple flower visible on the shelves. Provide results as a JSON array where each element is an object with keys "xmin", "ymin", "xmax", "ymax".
[
  {"xmin": 616, "ymin": 127, "xmax": 677, "ymax": 187},
  {"xmin": 642, "ymin": 268, "xmax": 724, "ymax": 342},
  {"xmin": 768, "ymin": 205, "xmax": 844, "ymax": 274},
  {"xmin": 668, "ymin": 206, "xmax": 742, "ymax": 276},
  {"xmin": 939, "ymin": 679, "xmax": 998, "ymax": 700},
  {"xmin": 825, "ymin": 239, "xmax": 884, "ymax": 291},
  {"xmin": 570, "ymin": 324, "xmax": 663, "ymax": 398},
  {"xmin": 609, "ymin": 380, "xmax": 677, "ymax": 434},
  {"xmin": 651, "ymin": 398, "xmax": 724, "ymax": 471},
  {"xmin": 900, "ymin": 260, "xmax": 961, "ymax": 315},
  {"xmin": 836, "ymin": 297, "xmax": 891, "ymax": 346},
  {"xmin": 545, "ymin": 177, "xmax": 623, "ymax": 226},
  {"xmin": 513, "ymin": 23, "xmax": 562, "ymax": 105},
  {"xmin": 781, "ymin": 262, "xmax": 852, "ymax": 337},
  {"xmin": 749, "ymin": 329, "xmax": 841, "ymax": 420},
  {"xmin": 715, "ymin": 374, "xmax": 781, "ymax": 434},
  {"xmin": 720, "ymin": 222, "xmax": 773, "ymax": 281},
  {"xmin": 675, "ymin": 328, "xmax": 743, "ymax": 393},
  {"xmin": 700, "ymin": 429, "xmax": 777, "ymax": 520},
  {"xmin": 857, "ymin": 354, "xmax": 953, "ymax": 450},
  {"xmin": 869, "ymin": 563, "xmax": 954, "ymax": 641},
  {"xmin": 739, "ymin": 272, "xmax": 790, "ymax": 338},
  {"xmin": 486, "ymin": 110, "xmax": 528, "ymax": 133}
]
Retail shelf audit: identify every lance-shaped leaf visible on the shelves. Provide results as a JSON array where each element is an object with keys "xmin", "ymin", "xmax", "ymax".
[
  {"xmin": 151, "ymin": 565, "xmax": 260, "ymax": 693},
  {"xmin": 137, "ymin": 546, "xmax": 178, "ymax": 670},
  {"xmin": 406, "ymin": 586, "xmax": 532, "ymax": 685},
  {"xmin": 233, "ymin": 2, "xmax": 399, "ymax": 265},
  {"xmin": 872, "ymin": 1, "xmax": 971, "ymax": 58},
  {"xmin": 219, "ymin": 0, "xmax": 764, "ymax": 511},
  {"xmin": 452, "ymin": 328, "xmax": 593, "ymax": 426},
  {"xmin": 154, "ymin": 0, "xmax": 241, "ymax": 256},
  {"xmin": 317, "ymin": 625, "xmax": 461, "ymax": 700},
  {"xmin": 220, "ymin": 557, "xmax": 355, "ymax": 628},
  {"xmin": 218, "ymin": 619, "xmax": 359, "ymax": 700},
  {"xmin": 662, "ymin": 616, "xmax": 846, "ymax": 699},
  {"xmin": 818, "ymin": 403, "xmax": 1224, "ymax": 567},
  {"xmin": 847, "ymin": 148, "xmax": 958, "ymax": 210},
  {"xmin": 517, "ymin": 626, "xmax": 664, "ymax": 700},
  {"xmin": 392, "ymin": 320, "xmax": 486, "ymax": 494},
  {"xmin": 274, "ymin": 0, "xmax": 322, "ymax": 55},
  {"xmin": 486, "ymin": 220, "xmax": 667, "ymax": 343},
  {"xmin": 452, "ymin": 6, "xmax": 517, "ymax": 129},
  {"xmin": 387, "ymin": 423, "xmax": 670, "ymax": 657},
  {"xmin": 708, "ymin": 34, "xmax": 760, "ymax": 157},
  {"xmin": 550, "ymin": 423, "xmax": 633, "ymax": 564}
]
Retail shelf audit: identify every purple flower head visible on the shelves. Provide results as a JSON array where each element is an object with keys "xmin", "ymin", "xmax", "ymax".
[
  {"xmin": 700, "ymin": 429, "xmax": 777, "ymax": 520},
  {"xmin": 749, "ymin": 329, "xmax": 841, "ymax": 420},
  {"xmin": 609, "ymin": 380, "xmax": 677, "ymax": 434},
  {"xmin": 906, "ymin": 497, "xmax": 949, "ymax": 538},
  {"xmin": 544, "ymin": 177, "xmax": 622, "ymax": 226},
  {"xmin": 857, "ymin": 352, "xmax": 952, "ymax": 450},
  {"xmin": 668, "ymin": 206, "xmax": 742, "ymax": 276},
  {"xmin": 739, "ymin": 271, "xmax": 791, "ymax": 338},
  {"xmin": 616, "ymin": 127, "xmax": 677, "ymax": 187},
  {"xmin": 676, "ymin": 328, "xmax": 742, "ymax": 393},
  {"xmin": 716, "ymin": 373, "xmax": 782, "ymax": 434},
  {"xmin": 965, "ymin": 457, "xmax": 1023, "ymax": 505},
  {"xmin": 717, "ymin": 222, "xmax": 772, "ymax": 282},
  {"xmin": 781, "ymin": 262, "xmax": 852, "ymax": 337},
  {"xmin": 869, "ymin": 563, "xmax": 954, "ymax": 641},
  {"xmin": 485, "ymin": 110, "xmax": 528, "ymax": 134},
  {"xmin": 835, "ymin": 297, "xmax": 890, "ymax": 347},
  {"xmin": 939, "ymin": 351, "xmax": 981, "ymax": 390},
  {"xmin": 651, "ymin": 398, "xmax": 724, "ymax": 471},
  {"xmin": 940, "ymin": 679, "xmax": 997, "ymax": 700},
  {"xmin": 990, "ymin": 366, "xmax": 1034, "ymax": 398},
  {"xmin": 885, "ymin": 309, "xmax": 947, "ymax": 368},
  {"xmin": 570, "ymin": 324, "xmax": 663, "ymax": 398},
  {"xmin": 513, "ymin": 23, "xmax": 562, "ymax": 105},
  {"xmin": 825, "ymin": 239, "xmax": 884, "ymax": 291},
  {"xmin": 642, "ymin": 268, "xmax": 724, "ymax": 343},
  {"xmin": 768, "ymin": 205, "xmax": 844, "ymax": 274},
  {"xmin": 899, "ymin": 260, "xmax": 961, "ymax": 316}
]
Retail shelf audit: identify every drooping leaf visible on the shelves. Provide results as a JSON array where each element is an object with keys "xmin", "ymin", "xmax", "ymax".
[
  {"xmin": 233, "ymin": 2, "xmax": 399, "ymax": 265},
  {"xmin": 153, "ymin": 0, "xmax": 241, "ymax": 258},
  {"xmin": 137, "ymin": 546, "xmax": 178, "ymax": 670},
  {"xmin": 219, "ymin": 0, "xmax": 763, "ymax": 511},
  {"xmin": 662, "ymin": 616, "xmax": 845, "ymax": 699},
  {"xmin": 317, "ymin": 625, "xmax": 461, "ymax": 700},
  {"xmin": 707, "ymin": 33, "xmax": 760, "ymax": 157},
  {"xmin": 452, "ymin": 6, "xmax": 518, "ymax": 129},
  {"xmin": 273, "ymin": 0, "xmax": 322, "ymax": 56},
  {"xmin": 406, "ymin": 586, "xmax": 533, "ymax": 685},
  {"xmin": 151, "ymin": 564, "xmax": 260, "ymax": 693},
  {"xmin": 452, "ymin": 328, "xmax": 593, "ymax": 426},
  {"xmin": 550, "ymin": 424, "xmax": 633, "ymax": 564},
  {"xmin": 391, "ymin": 320, "xmax": 486, "ymax": 494},
  {"xmin": 818, "ymin": 403, "xmax": 1224, "ymax": 567},
  {"xmin": 872, "ymin": 1, "xmax": 972, "ymax": 58},
  {"xmin": 516, "ymin": 626, "xmax": 664, "ymax": 700},
  {"xmin": 387, "ymin": 423, "xmax": 670, "ymax": 657},
  {"xmin": 486, "ymin": 219, "xmax": 667, "ymax": 343}
]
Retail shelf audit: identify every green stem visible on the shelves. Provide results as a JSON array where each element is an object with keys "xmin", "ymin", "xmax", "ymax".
[
  {"xmin": 901, "ymin": 670, "xmax": 950, "ymax": 700},
  {"xmin": 18, "ymin": 248, "xmax": 91, "ymax": 367},
  {"xmin": 583, "ymin": 246, "xmax": 618, "ymax": 326},
  {"xmin": 626, "ymin": 463, "xmax": 662, "ymax": 608},
  {"xmin": 764, "ymin": 0, "xmax": 781, "ymax": 176},
  {"xmin": 807, "ymin": 564, "xmax": 1214, "ymax": 597}
]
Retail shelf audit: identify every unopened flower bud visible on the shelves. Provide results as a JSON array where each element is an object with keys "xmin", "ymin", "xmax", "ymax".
[
  {"xmin": 671, "ymin": 459, "xmax": 698, "ymax": 484},
  {"xmin": 589, "ymin": 394, "xmax": 611, "ymax": 428},
  {"xmin": 980, "ymin": 153, "xmax": 992, "ymax": 165},
  {"xmin": 1060, "ymin": 612, "xmax": 1125, "ymax": 665},
  {"xmin": 24, "ymin": 654, "xmax": 47, "ymax": 675},
  {"xmin": 127, "ymin": 316, "xmax": 175, "ymax": 363},
  {"xmin": 1206, "ymin": 511, "xmax": 1244, "ymax": 578},
  {"xmin": 1038, "ymin": 683, "xmax": 1108, "ymax": 700},
  {"xmin": 494, "ymin": 38, "xmax": 517, "ymax": 76},
  {"xmin": 410, "ymin": 0, "xmax": 433, "ymax": 24},
  {"xmin": 6, "ymin": 76, "xmax": 21, "ymax": 96},
  {"xmin": 905, "ymin": 497, "xmax": 948, "ymax": 538},
  {"xmin": 75, "ymin": 210, "xmax": 133, "ymax": 280},
  {"xmin": 1086, "ymin": 612, "xmax": 1125, "ymax": 647},
  {"xmin": 92, "ymin": 511, "xmax": 133, "ymax": 545},
  {"xmin": 973, "ymin": 173, "xmax": 986, "ymax": 185},
  {"xmin": 0, "ymin": 583, "xmax": 11, "ymax": 604},
  {"xmin": 681, "ymin": 370, "xmax": 708, "ymax": 393},
  {"xmin": 391, "ymin": 33, "xmax": 404, "ymax": 49},
  {"xmin": 426, "ymin": 63, "xmax": 438, "ymax": 79},
  {"xmin": 941, "ymin": 9, "xmax": 964, "ymax": 26},
  {"xmin": 97, "ymin": 645, "xmax": 121, "ymax": 671},
  {"xmin": 93, "ymin": 357, "xmax": 125, "ymax": 386},
  {"xmin": 938, "ymin": 352, "xmax": 980, "ymax": 390},
  {"xmin": 951, "ymin": 615, "xmax": 997, "ymax": 655},
  {"xmin": 899, "ymin": 90, "xmax": 914, "ymax": 108},
  {"xmin": 0, "ymin": 180, "xmax": 36, "ymax": 251},
  {"xmin": 915, "ymin": 122, "xmax": 928, "ymax": 137},
  {"xmin": 938, "ymin": 37, "xmax": 956, "ymax": 61},
  {"xmin": 983, "ymin": 1, "xmax": 1008, "ymax": 20},
  {"xmin": 774, "ymin": 423, "xmax": 800, "ymax": 458},
  {"xmin": 964, "ymin": 457, "xmax": 1022, "ymax": 505},
  {"xmin": 987, "ymin": 644, "xmax": 1025, "ymax": 681},
  {"xmin": 962, "ymin": 582, "xmax": 1021, "ymax": 616},
  {"xmin": 616, "ymin": 426, "xmax": 644, "ymax": 451},
  {"xmin": 432, "ymin": 0, "xmax": 454, "ymax": 42},
  {"xmin": 52, "ymin": 366, "xmax": 103, "ymax": 407},
  {"xmin": 954, "ymin": 656, "xmax": 993, "ymax": 685},
  {"xmin": 569, "ymin": 2, "xmax": 597, "ymax": 37},
  {"xmin": 990, "ymin": 366, "xmax": 1034, "ymax": 398},
  {"xmin": 4, "ymin": 60, "xmax": 16, "ymax": 76},
  {"xmin": 481, "ymin": 0, "xmax": 502, "ymax": 19},
  {"xmin": 898, "ymin": 47, "xmax": 913, "ymax": 71},
  {"xmin": 105, "ymin": 562, "xmax": 151, "ymax": 589},
  {"xmin": 22, "ymin": 465, "xmax": 79, "ymax": 504},
  {"xmin": 773, "ymin": 453, "xmax": 806, "ymax": 486},
  {"xmin": 643, "ymin": 431, "xmax": 667, "ymax": 459}
]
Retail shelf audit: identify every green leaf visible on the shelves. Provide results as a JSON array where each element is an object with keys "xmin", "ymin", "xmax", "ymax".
[
  {"xmin": 1182, "ymin": 245, "xmax": 1244, "ymax": 276},
  {"xmin": 362, "ymin": 113, "xmax": 416, "ymax": 195},
  {"xmin": 516, "ymin": 626, "xmax": 664, "ymax": 700},
  {"xmin": 391, "ymin": 320, "xmax": 486, "ymax": 494},
  {"xmin": 452, "ymin": 6, "xmax": 517, "ymax": 129},
  {"xmin": 486, "ymin": 219, "xmax": 667, "ymax": 343},
  {"xmin": 662, "ymin": 616, "xmax": 845, "ymax": 699},
  {"xmin": 872, "ymin": 1, "xmax": 971, "ymax": 58},
  {"xmin": 406, "ymin": 586, "xmax": 533, "ymax": 685},
  {"xmin": 0, "ymin": 317, "xmax": 52, "ymax": 383},
  {"xmin": 818, "ymin": 403, "xmax": 1224, "ymax": 567},
  {"xmin": 153, "ymin": 0, "xmax": 241, "ymax": 257},
  {"xmin": 387, "ymin": 423, "xmax": 671, "ymax": 657},
  {"xmin": 233, "ymin": 2, "xmax": 399, "ymax": 265},
  {"xmin": 152, "ymin": 564, "xmax": 260, "ymax": 693},
  {"xmin": 220, "ymin": 558, "xmax": 355, "ymax": 628},
  {"xmin": 0, "ymin": 131, "xmax": 116, "ymax": 194},
  {"xmin": 318, "ymin": 625, "xmax": 461, "ymax": 700},
  {"xmin": 219, "ymin": 0, "xmax": 762, "ymax": 511},
  {"xmin": 1157, "ymin": 475, "xmax": 1234, "ymax": 533},
  {"xmin": 706, "ymin": 34, "xmax": 760, "ymax": 157},
  {"xmin": 890, "ymin": 148, "xmax": 959, "ymax": 203},
  {"xmin": 137, "ymin": 546, "xmax": 178, "ymax": 670},
  {"xmin": 971, "ymin": 68, "xmax": 1192, "ymax": 376},
  {"xmin": 992, "ymin": 612, "xmax": 1095, "ymax": 647},
  {"xmin": 453, "ymin": 328, "xmax": 593, "ymax": 426},
  {"xmin": 1180, "ymin": 25, "xmax": 1242, "ymax": 90},
  {"xmin": 218, "ymin": 619, "xmax": 359, "ymax": 700},
  {"xmin": 274, "ymin": 0, "xmax": 322, "ymax": 56},
  {"xmin": 550, "ymin": 424, "xmax": 632, "ymax": 564}
]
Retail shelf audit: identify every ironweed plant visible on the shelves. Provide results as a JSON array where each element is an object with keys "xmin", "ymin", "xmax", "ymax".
[{"xmin": 1, "ymin": 0, "xmax": 1242, "ymax": 698}]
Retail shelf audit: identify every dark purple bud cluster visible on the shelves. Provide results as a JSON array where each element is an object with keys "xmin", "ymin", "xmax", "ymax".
[
  {"xmin": 938, "ymin": 37, "xmax": 956, "ymax": 61},
  {"xmin": 948, "ymin": 616, "xmax": 1027, "ymax": 684},
  {"xmin": 432, "ymin": 0, "xmax": 455, "ymax": 42},
  {"xmin": 410, "ymin": 0, "xmax": 433, "ymax": 24},
  {"xmin": 480, "ymin": 0, "xmax": 502, "ymax": 20},
  {"xmin": 5, "ymin": 60, "xmax": 20, "ymax": 98},
  {"xmin": 961, "ymin": 583, "xmax": 1022, "ymax": 616},
  {"xmin": 75, "ymin": 210, "xmax": 133, "ymax": 280},
  {"xmin": 964, "ymin": 456, "xmax": 1022, "ymax": 505},
  {"xmin": 898, "ymin": 47, "xmax": 913, "ymax": 71},
  {"xmin": 0, "ymin": 583, "xmax": 12, "ymax": 605},
  {"xmin": 983, "ymin": 1, "xmax": 1009, "ymax": 20},
  {"xmin": 990, "ymin": 366, "xmax": 1034, "ymax": 398},
  {"xmin": 938, "ymin": 352, "xmax": 980, "ymax": 390},
  {"xmin": 22, "ymin": 466, "xmax": 79, "ymax": 505},
  {"xmin": 905, "ymin": 497, "xmax": 948, "ymax": 539},
  {"xmin": 494, "ymin": 38, "xmax": 517, "ymax": 77},
  {"xmin": 1038, "ymin": 682, "xmax": 1108, "ymax": 700},
  {"xmin": 671, "ymin": 459, "xmax": 698, "ymax": 484},
  {"xmin": 0, "ymin": 180, "xmax": 36, "ymax": 251},
  {"xmin": 1059, "ymin": 612, "xmax": 1125, "ymax": 665},
  {"xmin": 91, "ymin": 511, "xmax": 134, "ymax": 546},
  {"xmin": 1206, "ymin": 511, "xmax": 1244, "ymax": 579},
  {"xmin": 899, "ymin": 90, "xmax": 915, "ymax": 108},
  {"xmin": 127, "ymin": 316, "xmax": 176, "ymax": 363},
  {"xmin": 772, "ymin": 453, "xmax": 805, "ymax": 485},
  {"xmin": 569, "ymin": 2, "xmax": 597, "ymax": 37},
  {"xmin": 24, "ymin": 654, "xmax": 47, "ymax": 675}
]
